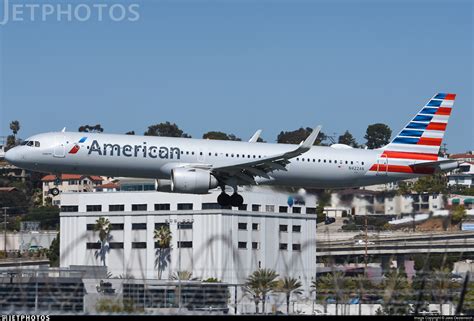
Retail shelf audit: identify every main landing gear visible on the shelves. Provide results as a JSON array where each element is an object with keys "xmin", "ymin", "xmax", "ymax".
[
  {"xmin": 217, "ymin": 186, "xmax": 244, "ymax": 207},
  {"xmin": 49, "ymin": 175, "xmax": 61, "ymax": 196}
]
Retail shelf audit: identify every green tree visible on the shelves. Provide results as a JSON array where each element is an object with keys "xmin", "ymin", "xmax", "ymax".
[
  {"xmin": 316, "ymin": 271, "xmax": 356, "ymax": 315},
  {"xmin": 432, "ymin": 267, "xmax": 459, "ymax": 315},
  {"xmin": 125, "ymin": 131, "xmax": 135, "ymax": 135},
  {"xmin": 277, "ymin": 277, "xmax": 302, "ymax": 314},
  {"xmin": 154, "ymin": 225, "xmax": 172, "ymax": 279},
  {"xmin": 47, "ymin": 232, "xmax": 60, "ymax": 267},
  {"xmin": 451, "ymin": 205, "xmax": 467, "ymax": 226},
  {"xmin": 78, "ymin": 124, "xmax": 104, "ymax": 133},
  {"xmin": 171, "ymin": 270, "xmax": 198, "ymax": 281},
  {"xmin": 243, "ymin": 268, "xmax": 279, "ymax": 314},
  {"xmin": 144, "ymin": 121, "xmax": 191, "ymax": 138},
  {"xmin": 364, "ymin": 123, "xmax": 392, "ymax": 149},
  {"xmin": 9, "ymin": 120, "xmax": 20, "ymax": 137},
  {"xmin": 277, "ymin": 127, "xmax": 327, "ymax": 146},
  {"xmin": 202, "ymin": 131, "xmax": 241, "ymax": 141},
  {"xmin": 6, "ymin": 135, "xmax": 16, "ymax": 150},
  {"xmin": 94, "ymin": 217, "xmax": 111, "ymax": 266},
  {"xmin": 380, "ymin": 269, "xmax": 411, "ymax": 315},
  {"xmin": 338, "ymin": 130, "xmax": 359, "ymax": 148},
  {"xmin": 412, "ymin": 174, "xmax": 447, "ymax": 194}
]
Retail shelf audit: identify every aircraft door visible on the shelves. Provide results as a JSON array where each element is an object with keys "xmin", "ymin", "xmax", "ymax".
[
  {"xmin": 376, "ymin": 154, "xmax": 388, "ymax": 176},
  {"xmin": 53, "ymin": 134, "xmax": 66, "ymax": 158}
]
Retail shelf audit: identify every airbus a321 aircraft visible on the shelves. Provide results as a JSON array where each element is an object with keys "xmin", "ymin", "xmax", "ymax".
[{"xmin": 5, "ymin": 93, "xmax": 459, "ymax": 207}]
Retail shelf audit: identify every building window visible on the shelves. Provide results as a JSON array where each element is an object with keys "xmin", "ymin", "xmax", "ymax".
[
  {"xmin": 132, "ymin": 204, "xmax": 147, "ymax": 211},
  {"xmin": 132, "ymin": 223, "xmax": 147, "ymax": 230},
  {"xmin": 177, "ymin": 241, "xmax": 192, "ymax": 248},
  {"xmin": 154, "ymin": 241, "xmax": 170, "ymax": 249},
  {"xmin": 86, "ymin": 224, "xmax": 95, "ymax": 231},
  {"xmin": 238, "ymin": 242, "xmax": 247, "ymax": 249},
  {"xmin": 61, "ymin": 205, "xmax": 78, "ymax": 212},
  {"xmin": 177, "ymin": 203, "xmax": 193, "ymax": 210},
  {"xmin": 86, "ymin": 205, "xmax": 102, "ymax": 212},
  {"xmin": 251, "ymin": 204, "xmax": 261, "ymax": 212},
  {"xmin": 252, "ymin": 242, "xmax": 259, "ymax": 250},
  {"xmin": 265, "ymin": 205, "xmax": 275, "ymax": 212},
  {"xmin": 252, "ymin": 223, "xmax": 259, "ymax": 231},
  {"xmin": 109, "ymin": 204, "xmax": 125, "ymax": 212},
  {"xmin": 292, "ymin": 207, "xmax": 301, "ymax": 214},
  {"xmin": 132, "ymin": 242, "xmax": 147, "ymax": 249},
  {"xmin": 109, "ymin": 242, "xmax": 124, "ymax": 249},
  {"xmin": 293, "ymin": 225, "xmax": 301, "ymax": 233},
  {"xmin": 279, "ymin": 206, "xmax": 288, "ymax": 213},
  {"xmin": 279, "ymin": 225, "xmax": 288, "ymax": 232},
  {"xmin": 86, "ymin": 242, "xmax": 101, "ymax": 249},
  {"xmin": 306, "ymin": 207, "xmax": 316, "ymax": 214},
  {"xmin": 238, "ymin": 204, "xmax": 248, "ymax": 211},
  {"xmin": 155, "ymin": 223, "xmax": 169, "ymax": 230},
  {"xmin": 279, "ymin": 243, "xmax": 288, "ymax": 250},
  {"xmin": 292, "ymin": 244, "xmax": 301, "ymax": 251},
  {"xmin": 155, "ymin": 203, "xmax": 171, "ymax": 211},
  {"xmin": 110, "ymin": 224, "xmax": 124, "ymax": 230},
  {"xmin": 202, "ymin": 203, "xmax": 221, "ymax": 210},
  {"xmin": 178, "ymin": 222, "xmax": 193, "ymax": 229},
  {"xmin": 238, "ymin": 223, "xmax": 247, "ymax": 230}
]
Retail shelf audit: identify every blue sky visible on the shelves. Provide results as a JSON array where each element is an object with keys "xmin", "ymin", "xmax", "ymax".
[{"xmin": 1, "ymin": 0, "xmax": 472, "ymax": 152}]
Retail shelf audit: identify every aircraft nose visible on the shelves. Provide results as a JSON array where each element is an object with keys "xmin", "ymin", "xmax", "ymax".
[{"xmin": 5, "ymin": 148, "xmax": 19, "ymax": 164}]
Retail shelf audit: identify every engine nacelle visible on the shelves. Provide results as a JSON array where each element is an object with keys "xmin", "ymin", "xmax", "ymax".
[
  {"xmin": 171, "ymin": 168, "xmax": 219, "ymax": 194},
  {"xmin": 155, "ymin": 179, "xmax": 172, "ymax": 192}
]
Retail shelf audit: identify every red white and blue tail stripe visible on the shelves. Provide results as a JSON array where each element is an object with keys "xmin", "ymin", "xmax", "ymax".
[
  {"xmin": 368, "ymin": 93, "xmax": 456, "ymax": 175},
  {"xmin": 382, "ymin": 93, "xmax": 455, "ymax": 157}
]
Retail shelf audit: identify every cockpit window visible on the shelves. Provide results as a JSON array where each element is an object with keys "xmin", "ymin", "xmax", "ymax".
[{"xmin": 21, "ymin": 140, "xmax": 40, "ymax": 147}]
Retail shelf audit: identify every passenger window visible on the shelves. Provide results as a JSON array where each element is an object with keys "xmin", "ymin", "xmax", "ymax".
[
  {"xmin": 345, "ymin": 161, "xmax": 348, "ymax": 164},
  {"xmin": 324, "ymin": 160, "xmax": 326, "ymax": 163},
  {"xmin": 329, "ymin": 160, "xmax": 331, "ymax": 163},
  {"xmin": 186, "ymin": 151, "xmax": 189, "ymax": 155},
  {"xmin": 362, "ymin": 161, "xmax": 365, "ymax": 165},
  {"xmin": 351, "ymin": 161, "xmax": 353, "ymax": 165},
  {"xmin": 318, "ymin": 159, "xmax": 321, "ymax": 162},
  {"xmin": 296, "ymin": 158, "xmax": 299, "ymax": 161},
  {"xmin": 215, "ymin": 153, "xmax": 218, "ymax": 156}
]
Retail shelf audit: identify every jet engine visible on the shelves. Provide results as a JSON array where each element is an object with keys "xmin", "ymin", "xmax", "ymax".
[
  {"xmin": 155, "ymin": 179, "xmax": 172, "ymax": 192},
  {"xmin": 171, "ymin": 168, "xmax": 219, "ymax": 194}
]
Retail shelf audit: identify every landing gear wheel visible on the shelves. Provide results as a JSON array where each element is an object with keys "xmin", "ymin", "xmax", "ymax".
[
  {"xmin": 230, "ymin": 193, "xmax": 244, "ymax": 207},
  {"xmin": 217, "ymin": 193, "xmax": 231, "ymax": 207},
  {"xmin": 50, "ymin": 188, "xmax": 60, "ymax": 196}
]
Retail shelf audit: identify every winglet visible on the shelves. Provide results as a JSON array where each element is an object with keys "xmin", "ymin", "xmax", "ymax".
[
  {"xmin": 299, "ymin": 125, "xmax": 322, "ymax": 151},
  {"xmin": 248, "ymin": 129, "xmax": 263, "ymax": 143}
]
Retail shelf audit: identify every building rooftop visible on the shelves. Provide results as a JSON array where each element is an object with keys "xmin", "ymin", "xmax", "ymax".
[{"xmin": 42, "ymin": 174, "xmax": 103, "ymax": 182}]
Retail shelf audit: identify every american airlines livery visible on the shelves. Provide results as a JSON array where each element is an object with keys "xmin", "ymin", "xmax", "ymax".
[{"xmin": 5, "ymin": 93, "xmax": 459, "ymax": 207}]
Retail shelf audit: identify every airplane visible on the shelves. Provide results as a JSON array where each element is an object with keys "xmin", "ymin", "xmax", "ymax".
[{"xmin": 5, "ymin": 93, "xmax": 460, "ymax": 207}]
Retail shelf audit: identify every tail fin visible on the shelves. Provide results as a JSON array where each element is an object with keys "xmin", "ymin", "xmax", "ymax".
[{"xmin": 382, "ymin": 93, "xmax": 456, "ymax": 159}]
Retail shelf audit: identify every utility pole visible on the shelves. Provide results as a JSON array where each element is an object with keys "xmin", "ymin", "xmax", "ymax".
[
  {"xmin": 3, "ymin": 207, "xmax": 9, "ymax": 254},
  {"xmin": 364, "ymin": 213, "xmax": 368, "ymax": 270}
]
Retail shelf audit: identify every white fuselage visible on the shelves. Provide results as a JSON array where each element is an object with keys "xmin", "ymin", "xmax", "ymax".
[{"xmin": 5, "ymin": 131, "xmax": 427, "ymax": 189}]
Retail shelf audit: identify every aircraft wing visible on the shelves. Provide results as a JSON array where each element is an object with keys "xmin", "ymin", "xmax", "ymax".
[{"xmin": 209, "ymin": 126, "xmax": 321, "ymax": 185}]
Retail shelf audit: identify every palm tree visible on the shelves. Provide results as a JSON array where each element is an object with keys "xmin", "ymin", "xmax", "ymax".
[
  {"xmin": 94, "ymin": 217, "xmax": 111, "ymax": 266},
  {"xmin": 9, "ymin": 120, "xmax": 20, "ymax": 137},
  {"xmin": 432, "ymin": 267, "xmax": 457, "ymax": 315},
  {"xmin": 381, "ymin": 269, "xmax": 411, "ymax": 315},
  {"xmin": 316, "ymin": 271, "xmax": 356, "ymax": 315},
  {"xmin": 171, "ymin": 270, "xmax": 198, "ymax": 281},
  {"xmin": 154, "ymin": 225, "xmax": 172, "ymax": 279},
  {"xmin": 277, "ymin": 277, "xmax": 303, "ymax": 314},
  {"xmin": 243, "ymin": 268, "xmax": 279, "ymax": 314}
]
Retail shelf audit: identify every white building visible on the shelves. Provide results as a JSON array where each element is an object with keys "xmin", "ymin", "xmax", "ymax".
[
  {"xmin": 59, "ymin": 186, "xmax": 318, "ymax": 309},
  {"xmin": 42, "ymin": 174, "xmax": 104, "ymax": 206}
]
